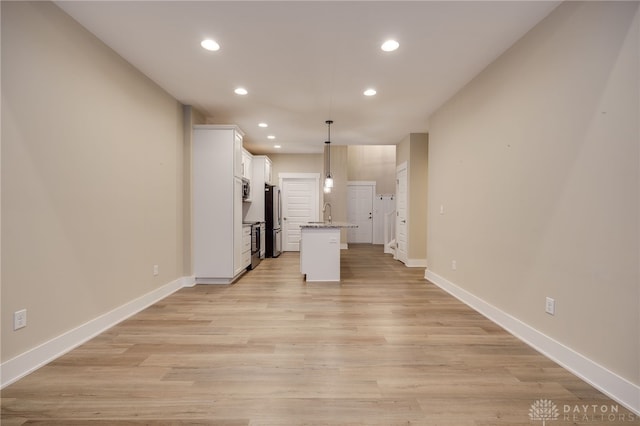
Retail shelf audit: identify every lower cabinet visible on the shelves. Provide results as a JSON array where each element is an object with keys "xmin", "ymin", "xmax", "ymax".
[
  {"xmin": 242, "ymin": 224, "xmax": 251, "ymax": 270},
  {"xmin": 300, "ymin": 227, "xmax": 341, "ymax": 282}
]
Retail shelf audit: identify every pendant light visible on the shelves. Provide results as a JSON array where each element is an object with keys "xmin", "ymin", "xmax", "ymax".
[{"xmin": 324, "ymin": 120, "xmax": 334, "ymax": 192}]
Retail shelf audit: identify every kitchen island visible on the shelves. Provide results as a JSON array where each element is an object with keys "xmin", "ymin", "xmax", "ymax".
[{"xmin": 300, "ymin": 222, "xmax": 357, "ymax": 282}]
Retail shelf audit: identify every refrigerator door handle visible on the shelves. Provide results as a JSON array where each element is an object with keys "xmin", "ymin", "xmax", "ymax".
[{"xmin": 277, "ymin": 189, "xmax": 282, "ymax": 226}]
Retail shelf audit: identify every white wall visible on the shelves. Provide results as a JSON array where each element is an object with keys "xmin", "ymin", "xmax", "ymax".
[
  {"xmin": 1, "ymin": 1, "xmax": 186, "ymax": 368},
  {"xmin": 427, "ymin": 1, "xmax": 639, "ymax": 409}
]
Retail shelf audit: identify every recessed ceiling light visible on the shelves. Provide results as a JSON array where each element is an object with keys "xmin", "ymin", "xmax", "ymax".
[
  {"xmin": 200, "ymin": 39, "xmax": 220, "ymax": 51},
  {"xmin": 258, "ymin": 122, "xmax": 268, "ymax": 128},
  {"xmin": 364, "ymin": 88, "xmax": 377, "ymax": 96},
  {"xmin": 381, "ymin": 39, "xmax": 399, "ymax": 52},
  {"xmin": 274, "ymin": 145, "xmax": 281, "ymax": 149},
  {"xmin": 234, "ymin": 87, "xmax": 248, "ymax": 95},
  {"xmin": 267, "ymin": 135, "xmax": 276, "ymax": 140}
]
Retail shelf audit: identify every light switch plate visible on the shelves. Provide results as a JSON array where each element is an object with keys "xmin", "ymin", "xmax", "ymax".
[
  {"xmin": 545, "ymin": 297, "xmax": 555, "ymax": 315},
  {"xmin": 14, "ymin": 309, "xmax": 27, "ymax": 330}
]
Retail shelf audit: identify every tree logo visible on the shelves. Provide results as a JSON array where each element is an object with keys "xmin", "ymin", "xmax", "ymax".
[{"xmin": 529, "ymin": 399, "xmax": 559, "ymax": 425}]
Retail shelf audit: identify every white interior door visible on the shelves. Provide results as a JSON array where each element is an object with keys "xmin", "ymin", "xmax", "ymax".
[
  {"xmin": 373, "ymin": 194, "xmax": 395, "ymax": 245},
  {"xmin": 347, "ymin": 183, "xmax": 374, "ymax": 243},
  {"xmin": 395, "ymin": 163, "xmax": 408, "ymax": 264},
  {"xmin": 281, "ymin": 176, "xmax": 319, "ymax": 252}
]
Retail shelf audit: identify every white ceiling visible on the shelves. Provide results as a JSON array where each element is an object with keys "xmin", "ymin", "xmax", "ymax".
[{"xmin": 56, "ymin": 1, "xmax": 559, "ymax": 154}]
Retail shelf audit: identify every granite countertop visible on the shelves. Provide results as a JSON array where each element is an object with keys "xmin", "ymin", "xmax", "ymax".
[{"xmin": 301, "ymin": 221, "xmax": 358, "ymax": 229}]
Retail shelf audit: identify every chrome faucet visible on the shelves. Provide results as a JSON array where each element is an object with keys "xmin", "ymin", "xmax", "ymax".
[{"xmin": 322, "ymin": 202, "xmax": 332, "ymax": 223}]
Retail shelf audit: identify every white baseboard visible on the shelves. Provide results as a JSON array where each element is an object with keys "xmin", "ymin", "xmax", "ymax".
[
  {"xmin": 1, "ymin": 275, "xmax": 194, "ymax": 389},
  {"xmin": 405, "ymin": 258, "xmax": 427, "ymax": 268},
  {"xmin": 425, "ymin": 269, "xmax": 640, "ymax": 416},
  {"xmin": 341, "ymin": 243, "xmax": 349, "ymax": 250},
  {"xmin": 182, "ymin": 276, "xmax": 197, "ymax": 288}
]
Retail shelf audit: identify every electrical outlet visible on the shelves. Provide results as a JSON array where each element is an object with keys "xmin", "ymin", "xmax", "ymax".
[
  {"xmin": 545, "ymin": 297, "xmax": 555, "ymax": 315},
  {"xmin": 153, "ymin": 265, "xmax": 159, "ymax": 276},
  {"xmin": 14, "ymin": 309, "xmax": 27, "ymax": 330},
  {"xmin": 451, "ymin": 260, "xmax": 457, "ymax": 270},
  {"xmin": 440, "ymin": 205, "xmax": 445, "ymax": 215}
]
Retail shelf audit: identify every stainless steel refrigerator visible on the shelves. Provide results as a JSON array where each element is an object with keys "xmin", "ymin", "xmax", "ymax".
[{"xmin": 265, "ymin": 184, "xmax": 282, "ymax": 257}]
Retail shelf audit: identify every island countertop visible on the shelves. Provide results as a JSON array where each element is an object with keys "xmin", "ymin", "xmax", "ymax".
[{"xmin": 300, "ymin": 222, "xmax": 358, "ymax": 229}]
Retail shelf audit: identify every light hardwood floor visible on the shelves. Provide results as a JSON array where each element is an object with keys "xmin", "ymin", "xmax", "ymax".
[{"xmin": 2, "ymin": 245, "xmax": 637, "ymax": 425}]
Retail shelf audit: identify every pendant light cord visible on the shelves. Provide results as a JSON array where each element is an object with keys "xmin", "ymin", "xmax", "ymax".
[{"xmin": 325, "ymin": 120, "xmax": 333, "ymax": 178}]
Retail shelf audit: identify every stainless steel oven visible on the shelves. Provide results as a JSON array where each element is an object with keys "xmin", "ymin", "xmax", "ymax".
[{"xmin": 249, "ymin": 222, "xmax": 261, "ymax": 269}]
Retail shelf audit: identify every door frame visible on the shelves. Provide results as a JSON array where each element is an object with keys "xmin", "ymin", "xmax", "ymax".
[
  {"xmin": 279, "ymin": 173, "xmax": 320, "ymax": 252},
  {"xmin": 395, "ymin": 162, "xmax": 408, "ymax": 264},
  {"xmin": 347, "ymin": 181, "xmax": 376, "ymax": 244}
]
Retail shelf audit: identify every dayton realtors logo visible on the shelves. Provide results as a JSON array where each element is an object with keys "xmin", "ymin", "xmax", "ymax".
[
  {"xmin": 563, "ymin": 403, "xmax": 636, "ymax": 423},
  {"xmin": 529, "ymin": 399, "xmax": 637, "ymax": 424},
  {"xmin": 529, "ymin": 399, "xmax": 559, "ymax": 425}
]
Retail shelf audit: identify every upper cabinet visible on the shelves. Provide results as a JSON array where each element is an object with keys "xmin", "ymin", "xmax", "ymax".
[
  {"xmin": 233, "ymin": 131, "xmax": 243, "ymax": 178},
  {"xmin": 265, "ymin": 157, "xmax": 273, "ymax": 185},
  {"xmin": 244, "ymin": 155, "xmax": 273, "ymax": 223},
  {"xmin": 241, "ymin": 149, "xmax": 253, "ymax": 181}
]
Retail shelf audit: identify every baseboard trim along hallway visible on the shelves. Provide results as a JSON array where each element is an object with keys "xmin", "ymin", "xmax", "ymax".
[
  {"xmin": 425, "ymin": 269, "xmax": 640, "ymax": 416},
  {"xmin": 0, "ymin": 275, "xmax": 195, "ymax": 389}
]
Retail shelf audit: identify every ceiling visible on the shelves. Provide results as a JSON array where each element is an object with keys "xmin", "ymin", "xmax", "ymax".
[{"xmin": 56, "ymin": 1, "xmax": 559, "ymax": 154}]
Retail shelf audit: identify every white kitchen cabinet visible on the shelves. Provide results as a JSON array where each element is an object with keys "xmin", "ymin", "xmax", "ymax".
[
  {"xmin": 300, "ymin": 226, "xmax": 341, "ymax": 282},
  {"xmin": 233, "ymin": 131, "xmax": 243, "ymax": 178},
  {"xmin": 193, "ymin": 125, "xmax": 246, "ymax": 284},
  {"xmin": 241, "ymin": 224, "xmax": 252, "ymax": 270},
  {"xmin": 300, "ymin": 222, "xmax": 357, "ymax": 282},
  {"xmin": 241, "ymin": 149, "xmax": 253, "ymax": 181},
  {"xmin": 265, "ymin": 157, "xmax": 273, "ymax": 185},
  {"xmin": 244, "ymin": 155, "xmax": 272, "ymax": 223}
]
